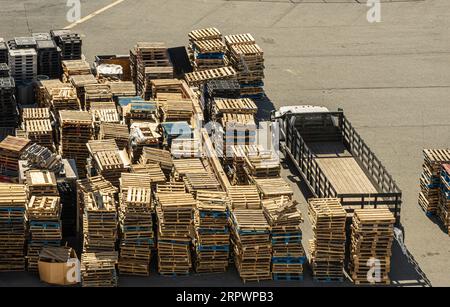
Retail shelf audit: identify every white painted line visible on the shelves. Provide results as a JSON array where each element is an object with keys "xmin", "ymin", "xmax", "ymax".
[{"xmin": 64, "ymin": 0, "xmax": 125, "ymax": 30}]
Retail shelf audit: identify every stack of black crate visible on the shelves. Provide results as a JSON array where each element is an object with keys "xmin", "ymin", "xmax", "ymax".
[
  {"xmin": 0, "ymin": 38, "xmax": 7, "ymax": 64},
  {"xmin": 51, "ymin": 29, "xmax": 82, "ymax": 60},
  {"xmin": 202, "ymin": 79, "xmax": 240, "ymax": 122},
  {"xmin": 0, "ymin": 64, "xmax": 18, "ymax": 128},
  {"xmin": 35, "ymin": 38, "xmax": 61, "ymax": 78}
]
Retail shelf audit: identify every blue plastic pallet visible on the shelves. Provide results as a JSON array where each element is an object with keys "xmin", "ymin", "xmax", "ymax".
[
  {"xmin": 199, "ymin": 211, "xmax": 228, "ymax": 218},
  {"xmin": 273, "ymin": 274, "xmax": 303, "ymax": 281},
  {"xmin": 194, "ymin": 52, "xmax": 225, "ymax": 60},
  {"xmin": 123, "ymin": 225, "xmax": 152, "ymax": 231},
  {"xmin": 158, "ymin": 240, "xmax": 190, "ymax": 246},
  {"xmin": 30, "ymin": 221, "xmax": 60, "ymax": 229},
  {"xmin": 197, "ymin": 245, "xmax": 229, "ymax": 252},
  {"xmin": 0, "ymin": 207, "xmax": 25, "ymax": 212},
  {"xmin": 313, "ymin": 277, "xmax": 344, "ymax": 283},
  {"xmin": 272, "ymin": 257, "xmax": 306, "ymax": 264},
  {"xmin": 197, "ymin": 228, "xmax": 228, "ymax": 234}
]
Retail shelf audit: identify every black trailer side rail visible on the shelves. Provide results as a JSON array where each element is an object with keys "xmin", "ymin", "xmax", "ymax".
[{"xmin": 282, "ymin": 112, "xmax": 402, "ymax": 225}]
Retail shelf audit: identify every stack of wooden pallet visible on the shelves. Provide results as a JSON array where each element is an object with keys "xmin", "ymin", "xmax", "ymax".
[
  {"xmin": 141, "ymin": 67, "xmax": 174, "ymax": 100},
  {"xmin": 107, "ymin": 81, "xmax": 136, "ymax": 100},
  {"xmin": 253, "ymin": 177, "xmax": 293, "ymax": 200},
  {"xmin": 172, "ymin": 158, "xmax": 206, "ymax": 180},
  {"xmin": 25, "ymin": 195, "xmax": 62, "ymax": 271},
  {"xmin": 224, "ymin": 33, "xmax": 265, "ymax": 99},
  {"xmin": 227, "ymin": 185, "xmax": 261, "ymax": 209},
  {"xmin": 0, "ymin": 184, "xmax": 27, "ymax": 271},
  {"xmin": 123, "ymin": 100, "xmax": 157, "ymax": 125},
  {"xmin": 51, "ymin": 30, "xmax": 82, "ymax": 61},
  {"xmin": 69, "ymin": 74, "xmax": 98, "ymax": 110},
  {"xmin": 262, "ymin": 196, "xmax": 305, "ymax": 281},
  {"xmin": 36, "ymin": 79, "xmax": 65, "ymax": 106},
  {"xmin": 0, "ymin": 73, "xmax": 18, "ymax": 128},
  {"xmin": 25, "ymin": 170, "xmax": 58, "ymax": 196},
  {"xmin": 59, "ymin": 110, "xmax": 94, "ymax": 178},
  {"xmin": 90, "ymin": 101, "xmax": 120, "ymax": 137},
  {"xmin": 202, "ymin": 80, "xmax": 241, "ymax": 121},
  {"xmin": 170, "ymin": 137, "xmax": 202, "ymax": 158},
  {"xmin": 184, "ymin": 66, "xmax": 237, "ymax": 87},
  {"xmin": 188, "ymin": 28, "xmax": 227, "ymax": 71},
  {"xmin": 159, "ymin": 98, "xmax": 193, "ymax": 123},
  {"xmin": 87, "ymin": 139, "xmax": 130, "ymax": 187},
  {"xmin": 84, "ymin": 84, "xmax": 113, "ymax": 111},
  {"xmin": 140, "ymin": 147, "xmax": 173, "ymax": 177},
  {"xmin": 439, "ymin": 164, "xmax": 450, "ymax": 234},
  {"xmin": 418, "ymin": 149, "xmax": 450, "ymax": 215},
  {"xmin": 308, "ymin": 198, "xmax": 346, "ymax": 282},
  {"xmin": 22, "ymin": 107, "xmax": 54, "ymax": 151},
  {"xmin": 0, "ymin": 136, "xmax": 30, "ymax": 177},
  {"xmin": 130, "ymin": 163, "xmax": 166, "ymax": 187},
  {"xmin": 99, "ymin": 122, "xmax": 129, "ymax": 150},
  {"xmin": 192, "ymin": 191, "xmax": 230, "ymax": 273},
  {"xmin": 118, "ymin": 175, "xmax": 153, "ymax": 276},
  {"xmin": 45, "ymin": 86, "xmax": 80, "ymax": 112},
  {"xmin": 82, "ymin": 190, "xmax": 118, "ymax": 252},
  {"xmin": 151, "ymin": 79, "xmax": 183, "ymax": 99},
  {"xmin": 156, "ymin": 183, "xmax": 195, "ymax": 275},
  {"xmin": 184, "ymin": 173, "xmax": 221, "ymax": 196},
  {"xmin": 216, "ymin": 115, "xmax": 256, "ymax": 158},
  {"xmin": 212, "ymin": 98, "xmax": 257, "ymax": 121},
  {"xmin": 61, "ymin": 59, "xmax": 91, "ymax": 82},
  {"xmin": 133, "ymin": 42, "xmax": 172, "ymax": 97},
  {"xmin": 230, "ymin": 209, "xmax": 271, "ymax": 282},
  {"xmin": 243, "ymin": 145, "xmax": 280, "ymax": 178},
  {"xmin": 81, "ymin": 252, "xmax": 118, "ymax": 287},
  {"xmin": 349, "ymin": 209, "xmax": 395, "ymax": 285},
  {"xmin": 129, "ymin": 122, "xmax": 161, "ymax": 163}
]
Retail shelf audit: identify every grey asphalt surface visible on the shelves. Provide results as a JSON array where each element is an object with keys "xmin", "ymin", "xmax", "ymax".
[{"xmin": 0, "ymin": 0, "xmax": 449, "ymax": 287}]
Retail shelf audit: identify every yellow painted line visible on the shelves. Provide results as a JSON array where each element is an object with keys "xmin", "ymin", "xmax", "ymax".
[{"xmin": 64, "ymin": 0, "xmax": 125, "ymax": 29}]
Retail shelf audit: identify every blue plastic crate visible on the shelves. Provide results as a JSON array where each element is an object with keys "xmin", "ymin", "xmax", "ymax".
[{"xmin": 273, "ymin": 273, "xmax": 303, "ymax": 281}]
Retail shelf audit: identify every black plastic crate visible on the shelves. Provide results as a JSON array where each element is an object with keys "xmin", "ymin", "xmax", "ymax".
[{"xmin": 0, "ymin": 63, "xmax": 9, "ymax": 78}]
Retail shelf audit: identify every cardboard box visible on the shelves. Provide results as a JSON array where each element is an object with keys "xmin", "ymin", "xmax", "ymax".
[{"xmin": 38, "ymin": 250, "xmax": 80, "ymax": 286}]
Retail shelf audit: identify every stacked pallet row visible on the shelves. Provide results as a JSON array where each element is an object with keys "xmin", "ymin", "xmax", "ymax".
[
  {"xmin": 78, "ymin": 178, "xmax": 118, "ymax": 252},
  {"xmin": 156, "ymin": 183, "xmax": 195, "ymax": 275},
  {"xmin": 140, "ymin": 147, "xmax": 173, "ymax": 178},
  {"xmin": 262, "ymin": 197, "xmax": 305, "ymax": 281},
  {"xmin": 308, "ymin": 198, "xmax": 346, "ymax": 282},
  {"xmin": 418, "ymin": 149, "xmax": 450, "ymax": 215},
  {"xmin": 227, "ymin": 185, "xmax": 261, "ymax": 210},
  {"xmin": 59, "ymin": 110, "xmax": 93, "ymax": 178},
  {"xmin": 0, "ymin": 184, "xmax": 28, "ymax": 271},
  {"xmin": 25, "ymin": 170, "xmax": 61, "ymax": 272},
  {"xmin": 62, "ymin": 59, "xmax": 91, "ymax": 83},
  {"xmin": 151, "ymin": 79, "xmax": 183, "ymax": 99},
  {"xmin": 36, "ymin": 78, "xmax": 65, "ymax": 106},
  {"xmin": 22, "ymin": 107, "xmax": 54, "ymax": 151},
  {"xmin": 118, "ymin": 173, "xmax": 153, "ymax": 276},
  {"xmin": 89, "ymin": 101, "xmax": 120, "ymax": 137},
  {"xmin": 123, "ymin": 100, "xmax": 157, "ymax": 125},
  {"xmin": 0, "ymin": 136, "xmax": 30, "ymax": 178},
  {"xmin": 51, "ymin": 29, "xmax": 82, "ymax": 61},
  {"xmin": 26, "ymin": 195, "xmax": 61, "ymax": 271},
  {"xmin": 230, "ymin": 209, "xmax": 271, "ymax": 282},
  {"xmin": 81, "ymin": 252, "xmax": 118, "ymax": 287},
  {"xmin": 84, "ymin": 83, "xmax": 113, "ymax": 111},
  {"xmin": 0, "ymin": 69, "xmax": 18, "ymax": 127},
  {"xmin": 69, "ymin": 74, "xmax": 98, "ymax": 110},
  {"xmin": 8, "ymin": 48, "xmax": 37, "ymax": 84},
  {"xmin": 438, "ymin": 164, "xmax": 450, "ymax": 234},
  {"xmin": 192, "ymin": 191, "xmax": 230, "ymax": 273},
  {"xmin": 35, "ymin": 38, "xmax": 61, "ymax": 78},
  {"xmin": 133, "ymin": 42, "xmax": 172, "ymax": 99},
  {"xmin": 188, "ymin": 28, "xmax": 227, "ymax": 71},
  {"xmin": 349, "ymin": 209, "xmax": 395, "ymax": 285},
  {"xmin": 224, "ymin": 33, "xmax": 264, "ymax": 99}
]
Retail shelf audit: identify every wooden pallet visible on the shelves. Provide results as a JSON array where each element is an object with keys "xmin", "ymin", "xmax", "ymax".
[
  {"xmin": 140, "ymin": 147, "xmax": 173, "ymax": 175},
  {"xmin": 26, "ymin": 195, "xmax": 61, "ymax": 220},
  {"xmin": 22, "ymin": 107, "xmax": 50, "ymax": 120},
  {"xmin": 99, "ymin": 123, "xmax": 129, "ymax": 150},
  {"xmin": 184, "ymin": 172, "xmax": 221, "ymax": 195},
  {"xmin": 184, "ymin": 67, "xmax": 236, "ymax": 86},
  {"xmin": 0, "ymin": 136, "xmax": 30, "ymax": 176},
  {"xmin": 227, "ymin": 185, "xmax": 261, "ymax": 209},
  {"xmin": 172, "ymin": 158, "xmax": 206, "ymax": 180},
  {"xmin": 130, "ymin": 163, "xmax": 166, "ymax": 186},
  {"xmin": 213, "ymin": 98, "xmax": 257, "ymax": 116},
  {"xmin": 253, "ymin": 177, "xmax": 293, "ymax": 199},
  {"xmin": 224, "ymin": 33, "xmax": 255, "ymax": 47},
  {"xmin": 188, "ymin": 28, "xmax": 222, "ymax": 41}
]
